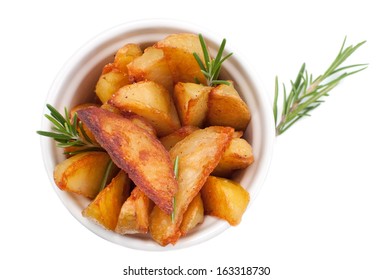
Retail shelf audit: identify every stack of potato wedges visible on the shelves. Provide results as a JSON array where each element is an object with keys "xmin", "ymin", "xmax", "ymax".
[{"xmin": 53, "ymin": 33, "xmax": 255, "ymax": 246}]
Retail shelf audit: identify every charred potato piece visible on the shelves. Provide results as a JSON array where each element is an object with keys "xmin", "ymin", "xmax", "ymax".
[
  {"xmin": 207, "ymin": 82, "xmax": 251, "ymax": 131},
  {"xmin": 201, "ymin": 176, "xmax": 249, "ymax": 226},
  {"xmin": 159, "ymin": 125, "xmax": 199, "ymax": 151},
  {"xmin": 109, "ymin": 81, "xmax": 180, "ymax": 136},
  {"xmin": 83, "ymin": 170, "xmax": 131, "ymax": 230},
  {"xmin": 128, "ymin": 46, "xmax": 173, "ymax": 94},
  {"xmin": 77, "ymin": 107, "xmax": 178, "ymax": 214},
  {"xmin": 54, "ymin": 152, "xmax": 117, "ymax": 199},
  {"xmin": 155, "ymin": 33, "xmax": 207, "ymax": 84},
  {"xmin": 173, "ymin": 82, "xmax": 211, "ymax": 127},
  {"xmin": 115, "ymin": 186, "xmax": 153, "ymax": 235},
  {"xmin": 149, "ymin": 126, "xmax": 233, "ymax": 246},
  {"xmin": 113, "ymin": 43, "xmax": 142, "ymax": 74},
  {"xmin": 95, "ymin": 64, "xmax": 129, "ymax": 103},
  {"xmin": 212, "ymin": 138, "xmax": 254, "ymax": 177},
  {"xmin": 179, "ymin": 193, "xmax": 204, "ymax": 236}
]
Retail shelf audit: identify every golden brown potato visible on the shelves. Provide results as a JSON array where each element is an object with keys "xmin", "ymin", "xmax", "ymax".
[
  {"xmin": 149, "ymin": 126, "xmax": 233, "ymax": 246},
  {"xmin": 180, "ymin": 193, "xmax": 204, "ymax": 236},
  {"xmin": 201, "ymin": 176, "xmax": 249, "ymax": 226},
  {"xmin": 155, "ymin": 33, "xmax": 207, "ymax": 84},
  {"xmin": 128, "ymin": 46, "xmax": 173, "ymax": 94},
  {"xmin": 95, "ymin": 66, "xmax": 129, "ymax": 103},
  {"xmin": 207, "ymin": 82, "xmax": 251, "ymax": 131},
  {"xmin": 83, "ymin": 170, "xmax": 131, "ymax": 230},
  {"xmin": 100, "ymin": 102, "xmax": 121, "ymax": 114},
  {"xmin": 159, "ymin": 125, "xmax": 199, "ymax": 151},
  {"xmin": 113, "ymin": 43, "xmax": 142, "ymax": 74},
  {"xmin": 124, "ymin": 113, "xmax": 157, "ymax": 137},
  {"xmin": 233, "ymin": 131, "xmax": 244, "ymax": 138},
  {"xmin": 212, "ymin": 138, "xmax": 254, "ymax": 177},
  {"xmin": 115, "ymin": 186, "xmax": 153, "ymax": 235},
  {"xmin": 109, "ymin": 81, "xmax": 180, "ymax": 136},
  {"xmin": 173, "ymin": 82, "xmax": 211, "ymax": 127},
  {"xmin": 54, "ymin": 151, "xmax": 117, "ymax": 199},
  {"xmin": 77, "ymin": 107, "xmax": 178, "ymax": 214}
]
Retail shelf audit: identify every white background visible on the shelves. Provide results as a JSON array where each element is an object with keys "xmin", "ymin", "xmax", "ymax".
[{"xmin": 1, "ymin": 0, "xmax": 391, "ymax": 279}]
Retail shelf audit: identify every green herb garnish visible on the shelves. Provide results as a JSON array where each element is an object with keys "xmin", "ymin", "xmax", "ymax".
[
  {"xmin": 171, "ymin": 155, "xmax": 179, "ymax": 222},
  {"xmin": 193, "ymin": 34, "xmax": 233, "ymax": 86},
  {"xmin": 99, "ymin": 159, "xmax": 114, "ymax": 192},
  {"xmin": 274, "ymin": 37, "xmax": 367, "ymax": 136},
  {"xmin": 37, "ymin": 104, "xmax": 103, "ymax": 154}
]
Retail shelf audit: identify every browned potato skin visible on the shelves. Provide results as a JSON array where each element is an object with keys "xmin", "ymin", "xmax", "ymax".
[
  {"xmin": 83, "ymin": 170, "xmax": 131, "ymax": 230},
  {"xmin": 109, "ymin": 81, "xmax": 180, "ymax": 137},
  {"xmin": 54, "ymin": 152, "xmax": 115, "ymax": 199},
  {"xmin": 201, "ymin": 176, "xmax": 250, "ymax": 226},
  {"xmin": 207, "ymin": 82, "xmax": 251, "ymax": 131},
  {"xmin": 159, "ymin": 125, "xmax": 199, "ymax": 151},
  {"xmin": 95, "ymin": 65, "xmax": 129, "ymax": 104},
  {"xmin": 155, "ymin": 33, "xmax": 207, "ymax": 84},
  {"xmin": 113, "ymin": 43, "xmax": 142, "ymax": 74},
  {"xmin": 128, "ymin": 46, "xmax": 173, "ymax": 94},
  {"xmin": 149, "ymin": 126, "xmax": 233, "ymax": 246},
  {"xmin": 173, "ymin": 82, "xmax": 211, "ymax": 127},
  {"xmin": 77, "ymin": 107, "xmax": 177, "ymax": 214},
  {"xmin": 180, "ymin": 193, "xmax": 204, "ymax": 236},
  {"xmin": 212, "ymin": 138, "xmax": 254, "ymax": 177},
  {"xmin": 115, "ymin": 186, "xmax": 153, "ymax": 235}
]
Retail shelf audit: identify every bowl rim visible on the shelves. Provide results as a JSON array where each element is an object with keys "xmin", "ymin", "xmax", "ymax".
[{"xmin": 40, "ymin": 18, "xmax": 275, "ymax": 251}]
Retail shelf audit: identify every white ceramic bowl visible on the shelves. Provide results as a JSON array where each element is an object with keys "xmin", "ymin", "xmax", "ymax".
[{"xmin": 41, "ymin": 19, "xmax": 275, "ymax": 250}]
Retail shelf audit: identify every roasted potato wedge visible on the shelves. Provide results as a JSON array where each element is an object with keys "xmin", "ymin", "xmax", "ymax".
[
  {"xmin": 233, "ymin": 131, "xmax": 244, "ymax": 138},
  {"xmin": 54, "ymin": 151, "xmax": 117, "ymax": 199},
  {"xmin": 128, "ymin": 46, "xmax": 173, "ymax": 94},
  {"xmin": 149, "ymin": 126, "xmax": 233, "ymax": 246},
  {"xmin": 109, "ymin": 81, "xmax": 180, "ymax": 136},
  {"xmin": 124, "ymin": 113, "xmax": 157, "ymax": 137},
  {"xmin": 100, "ymin": 102, "xmax": 121, "ymax": 114},
  {"xmin": 180, "ymin": 193, "xmax": 204, "ymax": 236},
  {"xmin": 207, "ymin": 82, "xmax": 251, "ymax": 131},
  {"xmin": 159, "ymin": 125, "xmax": 199, "ymax": 151},
  {"xmin": 113, "ymin": 43, "xmax": 142, "ymax": 74},
  {"xmin": 201, "ymin": 176, "xmax": 249, "ymax": 226},
  {"xmin": 173, "ymin": 82, "xmax": 211, "ymax": 127},
  {"xmin": 155, "ymin": 33, "xmax": 207, "ymax": 84},
  {"xmin": 115, "ymin": 186, "xmax": 153, "ymax": 234},
  {"xmin": 77, "ymin": 107, "xmax": 178, "ymax": 214},
  {"xmin": 83, "ymin": 170, "xmax": 131, "ymax": 230},
  {"xmin": 95, "ymin": 65, "xmax": 129, "ymax": 103},
  {"xmin": 212, "ymin": 138, "xmax": 254, "ymax": 177}
]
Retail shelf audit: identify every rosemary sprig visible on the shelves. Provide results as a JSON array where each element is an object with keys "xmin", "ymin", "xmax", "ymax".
[
  {"xmin": 171, "ymin": 155, "xmax": 179, "ymax": 222},
  {"xmin": 193, "ymin": 34, "xmax": 233, "ymax": 86},
  {"xmin": 274, "ymin": 37, "xmax": 367, "ymax": 136},
  {"xmin": 37, "ymin": 104, "xmax": 103, "ymax": 154},
  {"xmin": 99, "ymin": 160, "xmax": 114, "ymax": 192}
]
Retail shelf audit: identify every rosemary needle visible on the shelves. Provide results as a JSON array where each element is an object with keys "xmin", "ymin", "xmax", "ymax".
[
  {"xmin": 193, "ymin": 34, "xmax": 233, "ymax": 86},
  {"xmin": 274, "ymin": 37, "xmax": 367, "ymax": 136},
  {"xmin": 37, "ymin": 104, "xmax": 103, "ymax": 154},
  {"xmin": 171, "ymin": 155, "xmax": 179, "ymax": 222}
]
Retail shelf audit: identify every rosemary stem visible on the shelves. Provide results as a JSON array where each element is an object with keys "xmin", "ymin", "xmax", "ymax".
[{"xmin": 274, "ymin": 37, "xmax": 366, "ymax": 136}]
